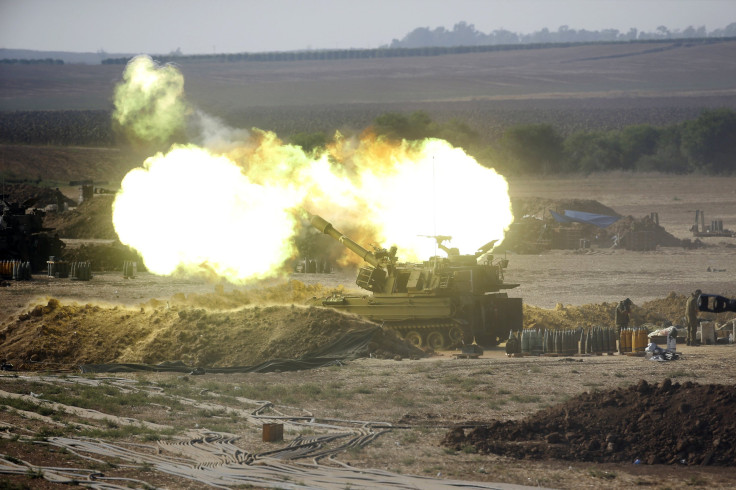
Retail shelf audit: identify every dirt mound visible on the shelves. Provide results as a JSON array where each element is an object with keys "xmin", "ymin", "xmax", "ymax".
[
  {"xmin": 0, "ymin": 285, "xmax": 423, "ymax": 370},
  {"xmin": 607, "ymin": 214, "xmax": 683, "ymax": 247},
  {"xmin": 43, "ymin": 195, "xmax": 116, "ymax": 239},
  {"xmin": 506, "ymin": 198, "xmax": 684, "ymax": 250},
  {"xmin": 60, "ymin": 241, "xmax": 143, "ymax": 271},
  {"xmin": 0, "ymin": 183, "xmax": 76, "ymax": 209},
  {"xmin": 443, "ymin": 379, "xmax": 736, "ymax": 466},
  {"xmin": 522, "ymin": 294, "xmax": 734, "ymax": 331}
]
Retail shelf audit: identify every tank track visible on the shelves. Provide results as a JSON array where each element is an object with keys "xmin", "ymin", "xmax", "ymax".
[{"xmin": 387, "ymin": 320, "xmax": 466, "ymax": 350}]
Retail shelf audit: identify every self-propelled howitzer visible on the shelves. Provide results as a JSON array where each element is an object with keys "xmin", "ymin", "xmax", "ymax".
[{"xmin": 308, "ymin": 213, "xmax": 522, "ymax": 349}]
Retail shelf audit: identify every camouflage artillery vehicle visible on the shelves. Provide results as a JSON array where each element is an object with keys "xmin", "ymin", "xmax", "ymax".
[
  {"xmin": 308, "ymin": 213, "xmax": 522, "ymax": 349},
  {"xmin": 0, "ymin": 195, "xmax": 65, "ymax": 273}
]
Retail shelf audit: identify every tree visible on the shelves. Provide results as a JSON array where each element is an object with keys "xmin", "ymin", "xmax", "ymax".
[
  {"xmin": 499, "ymin": 124, "xmax": 564, "ymax": 174},
  {"xmin": 436, "ymin": 118, "xmax": 480, "ymax": 150},
  {"xmin": 617, "ymin": 125, "xmax": 660, "ymax": 170},
  {"xmin": 636, "ymin": 132, "xmax": 688, "ymax": 173},
  {"xmin": 373, "ymin": 111, "xmax": 436, "ymax": 141},
  {"xmin": 680, "ymin": 109, "xmax": 736, "ymax": 173},
  {"xmin": 564, "ymin": 132, "xmax": 620, "ymax": 173},
  {"xmin": 289, "ymin": 132, "xmax": 328, "ymax": 154}
]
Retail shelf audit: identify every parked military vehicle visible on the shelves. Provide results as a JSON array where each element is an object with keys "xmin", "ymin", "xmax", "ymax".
[
  {"xmin": 0, "ymin": 195, "xmax": 65, "ymax": 273},
  {"xmin": 307, "ymin": 213, "xmax": 522, "ymax": 349}
]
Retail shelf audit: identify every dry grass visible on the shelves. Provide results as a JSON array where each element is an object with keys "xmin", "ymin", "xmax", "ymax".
[{"xmin": 1, "ymin": 345, "xmax": 735, "ymax": 488}]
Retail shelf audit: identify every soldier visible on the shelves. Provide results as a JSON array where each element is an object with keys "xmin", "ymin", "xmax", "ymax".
[
  {"xmin": 615, "ymin": 298, "xmax": 632, "ymax": 329},
  {"xmin": 686, "ymin": 289, "xmax": 701, "ymax": 346}
]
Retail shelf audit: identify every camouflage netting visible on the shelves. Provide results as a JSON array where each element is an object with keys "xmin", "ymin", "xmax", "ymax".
[
  {"xmin": 503, "ymin": 198, "xmax": 683, "ymax": 251},
  {"xmin": 511, "ymin": 198, "xmax": 619, "ymax": 219}
]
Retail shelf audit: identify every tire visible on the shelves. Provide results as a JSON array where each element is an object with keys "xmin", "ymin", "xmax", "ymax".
[
  {"xmin": 448, "ymin": 326, "xmax": 464, "ymax": 345},
  {"xmin": 404, "ymin": 331, "xmax": 423, "ymax": 347},
  {"xmin": 426, "ymin": 331, "xmax": 446, "ymax": 351}
]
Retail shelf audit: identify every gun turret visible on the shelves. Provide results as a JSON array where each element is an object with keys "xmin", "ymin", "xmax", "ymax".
[{"xmin": 308, "ymin": 213, "xmax": 382, "ymax": 268}]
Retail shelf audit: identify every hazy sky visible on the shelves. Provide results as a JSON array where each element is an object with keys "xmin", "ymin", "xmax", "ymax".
[{"xmin": 1, "ymin": 0, "xmax": 735, "ymax": 54}]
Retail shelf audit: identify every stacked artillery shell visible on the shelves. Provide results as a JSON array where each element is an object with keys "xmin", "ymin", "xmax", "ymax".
[
  {"xmin": 538, "ymin": 328, "xmax": 582, "ymax": 355},
  {"xmin": 521, "ymin": 329, "xmax": 530, "ymax": 354},
  {"xmin": 1, "ymin": 260, "xmax": 31, "ymax": 280},
  {"xmin": 532, "ymin": 329, "xmax": 543, "ymax": 356},
  {"xmin": 607, "ymin": 328, "xmax": 618, "ymax": 354},
  {"xmin": 520, "ymin": 328, "xmax": 543, "ymax": 355},
  {"xmin": 620, "ymin": 328, "xmax": 631, "ymax": 353},
  {"xmin": 10, "ymin": 260, "xmax": 32, "ymax": 280},
  {"xmin": 566, "ymin": 329, "xmax": 581, "ymax": 355},
  {"xmin": 630, "ymin": 326, "xmax": 648, "ymax": 353},
  {"xmin": 578, "ymin": 326, "xmax": 618, "ymax": 354},
  {"xmin": 70, "ymin": 261, "xmax": 92, "ymax": 281},
  {"xmin": 122, "ymin": 260, "xmax": 137, "ymax": 279}
]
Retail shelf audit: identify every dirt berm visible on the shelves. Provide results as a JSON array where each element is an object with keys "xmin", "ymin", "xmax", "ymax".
[
  {"xmin": 443, "ymin": 379, "xmax": 736, "ymax": 466},
  {"xmin": 0, "ymin": 294, "xmax": 423, "ymax": 371}
]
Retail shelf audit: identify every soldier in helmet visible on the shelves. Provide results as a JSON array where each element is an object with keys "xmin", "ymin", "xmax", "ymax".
[
  {"xmin": 685, "ymin": 289, "xmax": 702, "ymax": 346},
  {"xmin": 615, "ymin": 298, "xmax": 632, "ymax": 329}
]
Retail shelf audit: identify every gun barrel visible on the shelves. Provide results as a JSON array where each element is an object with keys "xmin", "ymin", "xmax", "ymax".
[
  {"xmin": 308, "ymin": 213, "xmax": 380, "ymax": 268},
  {"xmin": 698, "ymin": 293, "xmax": 736, "ymax": 313}
]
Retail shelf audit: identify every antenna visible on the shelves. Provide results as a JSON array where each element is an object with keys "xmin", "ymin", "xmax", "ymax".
[{"xmin": 432, "ymin": 154, "xmax": 437, "ymax": 256}]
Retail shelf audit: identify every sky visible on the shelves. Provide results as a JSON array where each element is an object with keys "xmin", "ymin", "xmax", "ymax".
[{"xmin": 1, "ymin": 0, "xmax": 735, "ymax": 54}]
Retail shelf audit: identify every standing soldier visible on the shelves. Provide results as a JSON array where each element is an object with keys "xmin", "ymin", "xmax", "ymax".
[
  {"xmin": 614, "ymin": 298, "xmax": 632, "ymax": 354},
  {"xmin": 686, "ymin": 289, "xmax": 701, "ymax": 346},
  {"xmin": 615, "ymin": 298, "xmax": 632, "ymax": 329}
]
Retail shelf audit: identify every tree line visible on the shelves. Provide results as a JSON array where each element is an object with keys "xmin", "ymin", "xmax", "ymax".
[
  {"xmin": 0, "ymin": 58, "xmax": 64, "ymax": 65},
  {"xmin": 291, "ymin": 109, "xmax": 736, "ymax": 175},
  {"xmin": 389, "ymin": 21, "xmax": 736, "ymax": 49},
  {"xmin": 100, "ymin": 37, "xmax": 731, "ymax": 66},
  {"xmin": 2, "ymin": 109, "xmax": 734, "ymax": 175}
]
